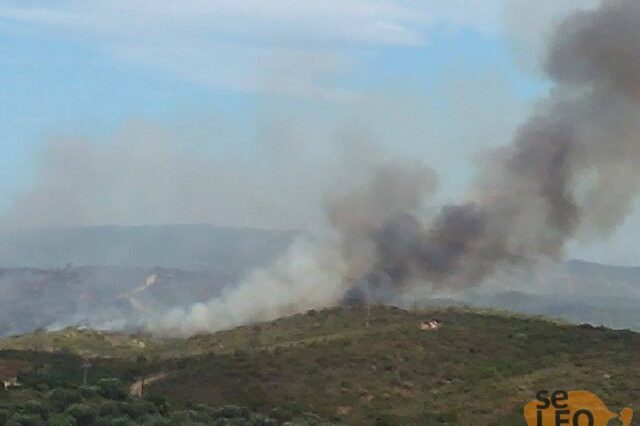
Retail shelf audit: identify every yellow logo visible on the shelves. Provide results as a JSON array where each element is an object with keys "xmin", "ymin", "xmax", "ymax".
[{"xmin": 524, "ymin": 390, "xmax": 633, "ymax": 426}]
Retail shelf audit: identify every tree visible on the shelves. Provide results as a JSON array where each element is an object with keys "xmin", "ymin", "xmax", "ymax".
[
  {"xmin": 48, "ymin": 413, "xmax": 77, "ymax": 426},
  {"xmin": 65, "ymin": 404, "xmax": 96, "ymax": 426},
  {"xmin": 97, "ymin": 378, "xmax": 128, "ymax": 401}
]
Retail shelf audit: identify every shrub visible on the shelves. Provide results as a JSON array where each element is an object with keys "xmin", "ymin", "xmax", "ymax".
[
  {"xmin": 21, "ymin": 400, "xmax": 49, "ymax": 419},
  {"xmin": 144, "ymin": 396, "xmax": 171, "ymax": 416},
  {"xmin": 97, "ymin": 378, "xmax": 128, "ymax": 401},
  {"xmin": 140, "ymin": 414, "xmax": 172, "ymax": 426},
  {"xmin": 130, "ymin": 400, "xmax": 158, "ymax": 418},
  {"xmin": 420, "ymin": 410, "xmax": 458, "ymax": 425},
  {"xmin": 102, "ymin": 416, "xmax": 137, "ymax": 426},
  {"xmin": 79, "ymin": 386, "xmax": 100, "ymax": 398},
  {"xmin": 169, "ymin": 409, "xmax": 212, "ymax": 424},
  {"xmin": 9, "ymin": 413, "xmax": 46, "ymax": 426},
  {"xmin": 65, "ymin": 403, "xmax": 96, "ymax": 426},
  {"xmin": 268, "ymin": 407, "xmax": 291, "ymax": 422},
  {"xmin": 48, "ymin": 389, "xmax": 83, "ymax": 411},
  {"xmin": 0, "ymin": 409, "xmax": 10, "ymax": 425},
  {"xmin": 48, "ymin": 413, "xmax": 77, "ymax": 426},
  {"xmin": 250, "ymin": 414, "xmax": 278, "ymax": 425},
  {"xmin": 215, "ymin": 405, "xmax": 249, "ymax": 420},
  {"xmin": 99, "ymin": 401, "xmax": 127, "ymax": 418}
]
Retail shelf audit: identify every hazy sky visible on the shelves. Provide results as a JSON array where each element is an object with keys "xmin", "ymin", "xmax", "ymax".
[{"xmin": 3, "ymin": 0, "xmax": 638, "ymax": 265}]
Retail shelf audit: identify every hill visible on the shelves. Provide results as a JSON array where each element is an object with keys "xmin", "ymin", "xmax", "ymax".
[
  {"xmin": 4, "ymin": 258, "xmax": 640, "ymax": 338},
  {"xmin": 0, "ymin": 265, "xmax": 237, "ymax": 337},
  {"xmin": 2, "ymin": 306, "xmax": 639, "ymax": 425},
  {"xmin": 2, "ymin": 223, "xmax": 640, "ymax": 338},
  {"xmin": 0, "ymin": 224, "xmax": 298, "ymax": 337}
]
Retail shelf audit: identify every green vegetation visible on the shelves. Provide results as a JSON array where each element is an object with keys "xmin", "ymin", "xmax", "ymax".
[
  {"xmin": 2, "ymin": 306, "xmax": 640, "ymax": 425},
  {"xmin": 0, "ymin": 329, "xmax": 163, "ymax": 359},
  {"xmin": 0, "ymin": 366, "xmax": 334, "ymax": 425}
]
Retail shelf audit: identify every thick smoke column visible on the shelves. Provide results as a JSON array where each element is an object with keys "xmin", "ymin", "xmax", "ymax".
[
  {"xmin": 331, "ymin": 0, "xmax": 640, "ymax": 301},
  {"xmin": 155, "ymin": 0, "xmax": 640, "ymax": 335}
]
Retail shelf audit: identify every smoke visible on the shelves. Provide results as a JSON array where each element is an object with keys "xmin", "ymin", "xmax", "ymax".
[
  {"xmin": 338, "ymin": 0, "xmax": 640, "ymax": 297},
  {"xmin": 153, "ymin": 0, "xmax": 640, "ymax": 335},
  {"xmin": 153, "ymin": 237, "xmax": 348, "ymax": 335},
  {"xmin": 0, "ymin": 119, "xmax": 334, "ymax": 232},
  {"xmin": 504, "ymin": 0, "xmax": 600, "ymax": 71}
]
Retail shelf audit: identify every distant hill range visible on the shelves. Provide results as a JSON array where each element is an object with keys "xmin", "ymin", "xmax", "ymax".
[
  {"xmin": 1, "ymin": 224, "xmax": 640, "ymax": 336},
  {"xmin": 567, "ymin": 259, "xmax": 640, "ymax": 283},
  {"xmin": 0, "ymin": 224, "xmax": 298, "ymax": 336}
]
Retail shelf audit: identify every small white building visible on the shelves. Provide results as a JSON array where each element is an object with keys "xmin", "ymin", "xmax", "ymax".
[
  {"xmin": 2, "ymin": 377, "xmax": 20, "ymax": 388},
  {"xmin": 419, "ymin": 320, "xmax": 441, "ymax": 331}
]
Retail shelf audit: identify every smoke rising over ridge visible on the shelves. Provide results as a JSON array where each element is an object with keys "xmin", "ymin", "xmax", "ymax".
[
  {"xmin": 332, "ymin": 0, "xmax": 640, "ymax": 297},
  {"xmin": 3, "ymin": 1, "xmax": 640, "ymax": 336},
  {"xmin": 154, "ymin": 0, "xmax": 640, "ymax": 335}
]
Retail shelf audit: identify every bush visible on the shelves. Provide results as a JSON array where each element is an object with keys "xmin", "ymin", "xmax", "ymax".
[
  {"xmin": 48, "ymin": 389, "xmax": 83, "ymax": 411},
  {"xmin": 420, "ymin": 410, "xmax": 458, "ymax": 425},
  {"xmin": 65, "ymin": 403, "xmax": 96, "ymax": 426},
  {"xmin": 268, "ymin": 408, "xmax": 290, "ymax": 423},
  {"xmin": 48, "ymin": 413, "xmax": 77, "ymax": 426},
  {"xmin": 35, "ymin": 384, "xmax": 50, "ymax": 392},
  {"xmin": 0, "ymin": 409, "xmax": 10, "ymax": 424},
  {"xmin": 250, "ymin": 414, "xmax": 278, "ymax": 425},
  {"xmin": 9, "ymin": 413, "xmax": 46, "ymax": 426},
  {"xmin": 140, "ymin": 414, "xmax": 172, "ymax": 426},
  {"xmin": 99, "ymin": 401, "xmax": 128, "ymax": 418},
  {"xmin": 170, "ymin": 409, "xmax": 212, "ymax": 424},
  {"xmin": 96, "ymin": 416, "xmax": 137, "ymax": 426},
  {"xmin": 21, "ymin": 400, "xmax": 49, "ymax": 419},
  {"xmin": 97, "ymin": 378, "xmax": 128, "ymax": 401},
  {"xmin": 215, "ymin": 405, "xmax": 250, "ymax": 420},
  {"xmin": 145, "ymin": 396, "xmax": 171, "ymax": 415},
  {"xmin": 131, "ymin": 400, "xmax": 157, "ymax": 418},
  {"xmin": 79, "ymin": 386, "xmax": 100, "ymax": 398}
]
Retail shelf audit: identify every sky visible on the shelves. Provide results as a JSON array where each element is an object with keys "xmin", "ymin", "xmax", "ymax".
[{"xmin": 3, "ymin": 0, "xmax": 639, "ymax": 265}]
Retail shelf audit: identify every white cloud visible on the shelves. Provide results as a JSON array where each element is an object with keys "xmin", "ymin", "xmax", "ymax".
[{"xmin": 0, "ymin": 0, "xmax": 508, "ymax": 96}]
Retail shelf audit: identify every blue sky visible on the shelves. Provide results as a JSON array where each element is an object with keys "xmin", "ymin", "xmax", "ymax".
[{"xmin": 3, "ymin": 0, "xmax": 637, "ymax": 265}]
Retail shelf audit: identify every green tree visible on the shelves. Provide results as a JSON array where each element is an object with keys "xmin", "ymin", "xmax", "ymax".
[
  {"xmin": 48, "ymin": 388, "xmax": 83, "ymax": 411},
  {"xmin": 65, "ymin": 403, "xmax": 96, "ymax": 426},
  {"xmin": 48, "ymin": 413, "xmax": 77, "ymax": 426},
  {"xmin": 97, "ymin": 378, "xmax": 128, "ymax": 401}
]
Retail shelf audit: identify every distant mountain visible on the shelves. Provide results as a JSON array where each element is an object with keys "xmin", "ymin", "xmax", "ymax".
[
  {"xmin": 567, "ymin": 259, "xmax": 640, "ymax": 284},
  {"xmin": 0, "ymin": 224, "xmax": 299, "ymax": 337},
  {"xmin": 0, "ymin": 224, "xmax": 297, "ymax": 273},
  {"xmin": 2, "ymin": 224, "xmax": 640, "ymax": 337},
  {"xmin": 0, "ymin": 265, "xmax": 242, "ymax": 336}
]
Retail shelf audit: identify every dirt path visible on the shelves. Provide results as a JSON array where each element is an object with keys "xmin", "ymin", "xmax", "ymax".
[{"xmin": 129, "ymin": 372, "xmax": 170, "ymax": 397}]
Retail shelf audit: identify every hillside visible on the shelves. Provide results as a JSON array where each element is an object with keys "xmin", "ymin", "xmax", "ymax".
[
  {"xmin": 0, "ymin": 266, "xmax": 236, "ymax": 337},
  {"xmin": 4, "ymin": 259, "xmax": 640, "ymax": 338},
  {"xmin": 147, "ymin": 307, "xmax": 640, "ymax": 425},
  {"xmin": 2, "ymin": 307, "xmax": 639, "ymax": 425}
]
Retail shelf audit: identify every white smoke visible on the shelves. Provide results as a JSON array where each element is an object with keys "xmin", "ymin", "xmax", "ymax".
[{"xmin": 152, "ymin": 237, "xmax": 348, "ymax": 335}]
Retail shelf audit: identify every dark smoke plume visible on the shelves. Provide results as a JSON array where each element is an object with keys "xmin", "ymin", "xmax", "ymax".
[{"xmin": 329, "ymin": 0, "xmax": 640, "ymax": 302}]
